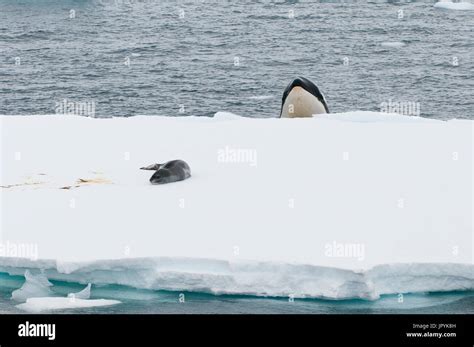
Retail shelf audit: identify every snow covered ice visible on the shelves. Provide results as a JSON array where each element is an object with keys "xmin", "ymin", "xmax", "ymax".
[
  {"xmin": 0, "ymin": 112, "xmax": 472, "ymax": 300},
  {"xmin": 11, "ymin": 270, "xmax": 53, "ymax": 303},
  {"xmin": 434, "ymin": 1, "xmax": 474, "ymax": 11},
  {"xmin": 16, "ymin": 297, "xmax": 121, "ymax": 313}
]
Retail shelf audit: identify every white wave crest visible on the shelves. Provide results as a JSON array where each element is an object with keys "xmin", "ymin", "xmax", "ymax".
[{"xmin": 381, "ymin": 41, "xmax": 406, "ymax": 48}]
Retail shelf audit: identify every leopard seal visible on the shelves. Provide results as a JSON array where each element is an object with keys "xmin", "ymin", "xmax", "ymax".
[{"xmin": 140, "ymin": 160, "xmax": 191, "ymax": 185}]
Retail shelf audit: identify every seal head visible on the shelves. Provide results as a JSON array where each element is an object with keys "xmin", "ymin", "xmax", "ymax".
[{"xmin": 140, "ymin": 160, "xmax": 191, "ymax": 185}]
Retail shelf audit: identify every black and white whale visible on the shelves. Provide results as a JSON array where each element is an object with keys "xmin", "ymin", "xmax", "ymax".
[
  {"xmin": 280, "ymin": 77, "xmax": 329, "ymax": 118},
  {"xmin": 140, "ymin": 160, "xmax": 191, "ymax": 185}
]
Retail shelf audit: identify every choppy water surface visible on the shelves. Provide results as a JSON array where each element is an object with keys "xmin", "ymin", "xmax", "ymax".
[{"xmin": 0, "ymin": 0, "xmax": 473, "ymax": 119}]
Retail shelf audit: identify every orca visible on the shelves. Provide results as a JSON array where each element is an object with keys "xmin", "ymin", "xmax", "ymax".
[{"xmin": 280, "ymin": 77, "xmax": 329, "ymax": 117}]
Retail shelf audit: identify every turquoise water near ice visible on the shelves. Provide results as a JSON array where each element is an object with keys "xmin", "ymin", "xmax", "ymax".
[{"xmin": 1, "ymin": 272, "xmax": 473, "ymax": 314}]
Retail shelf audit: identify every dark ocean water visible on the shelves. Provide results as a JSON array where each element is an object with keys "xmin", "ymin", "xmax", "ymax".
[{"xmin": 0, "ymin": 0, "xmax": 473, "ymax": 119}]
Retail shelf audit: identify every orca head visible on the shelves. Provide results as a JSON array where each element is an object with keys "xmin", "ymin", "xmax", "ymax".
[{"xmin": 280, "ymin": 77, "xmax": 329, "ymax": 117}]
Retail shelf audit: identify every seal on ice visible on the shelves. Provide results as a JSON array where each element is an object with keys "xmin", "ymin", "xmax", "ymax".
[{"xmin": 140, "ymin": 160, "xmax": 191, "ymax": 184}]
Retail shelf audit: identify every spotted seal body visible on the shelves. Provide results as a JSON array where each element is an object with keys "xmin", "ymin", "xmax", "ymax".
[
  {"xmin": 140, "ymin": 160, "xmax": 191, "ymax": 185},
  {"xmin": 280, "ymin": 77, "xmax": 329, "ymax": 118}
]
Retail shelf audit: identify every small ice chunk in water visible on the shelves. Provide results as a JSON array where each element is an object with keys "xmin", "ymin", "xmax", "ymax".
[
  {"xmin": 16, "ymin": 297, "xmax": 121, "ymax": 313},
  {"xmin": 434, "ymin": 1, "xmax": 474, "ymax": 10},
  {"xmin": 11, "ymin": 270, "xmax": 53, "ymax": 303},
  {"xmin": 381, "ymin": 42, "xmax": 405, "ymax": 48},
  {"xmin": 68, "ymin": 283, "xmax": 91, "ymax": 300}
]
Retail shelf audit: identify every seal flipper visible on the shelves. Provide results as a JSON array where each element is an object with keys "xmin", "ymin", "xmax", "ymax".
[{"xmin": 140, "ymin": 163, "xmax": 162, "ymax": 170}]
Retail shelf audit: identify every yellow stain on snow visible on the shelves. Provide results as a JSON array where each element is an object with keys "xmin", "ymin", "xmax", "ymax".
[{"xmin": 60, "ymin": 176, "xmax": 112, "ymax": 190}]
